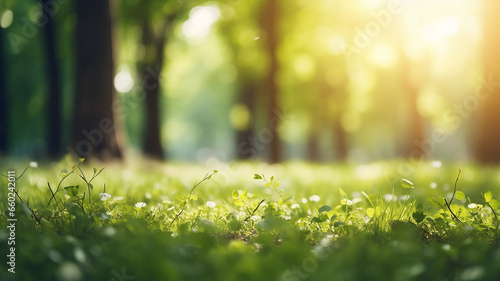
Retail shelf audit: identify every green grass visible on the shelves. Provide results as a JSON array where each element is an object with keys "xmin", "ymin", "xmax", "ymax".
[{"xmin": 1, "ymin": 158, "xmax": 500, "ymax": 281}]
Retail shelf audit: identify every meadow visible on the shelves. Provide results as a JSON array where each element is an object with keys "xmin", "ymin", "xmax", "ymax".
[{"xmin": 1, "ymin": 158, "xmax": 500, "ymax": 281}]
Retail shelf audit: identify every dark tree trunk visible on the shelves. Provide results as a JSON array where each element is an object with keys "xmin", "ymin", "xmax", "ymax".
[
  {"xmin": 40, "ymin": 0, "xmax": 62, "ymax": 157},
  {"xmin": 71, "ymin": 0, "xmax": 122, "ymax": 160},
  {"xmin": 333, "ymin": 118, "xmax": 347, "ymax": 161},
  {"xmin": 262, "ymin": 0, "xmax": 281, "ymax": 163},
  {"xmin": 0, "ymin": 28, "xmax": 7, "ymax": 154},
  {"xmin": 475, "ymin": 0, "xmax": 500, "ymax": 163},
  {"xmin": 235, "ymin": 81, "xmax": 256, "ymax": 160},
  {"xmin": 306, "ymin": 130, "xmax": 320, "ymax": 162},
  {"xmin": 139, "ymin": 20, "xmax": 168, "ymax": 160},
  {"xmin": 400, "ymin": 54, "xmax": 425, "ymax": 158}
]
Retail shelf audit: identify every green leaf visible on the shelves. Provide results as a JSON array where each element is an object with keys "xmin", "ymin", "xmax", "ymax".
[
  {"xmin": 66, "ymin": 203, "xmax": 82, "ymax": 216},
  {"xmin": 240, "ymin": 189, "xmax": 248, "ymax": 199},
  {"xmin": 455, "ymin": 191, "xmax": 465, "ymax": 201},
  {"xmin": 234, "ymin": 199, "xmax": 245, "ymax": 207},
  {"xmin": 489, "ymin": 199, "xmax": 500, "ymax": 209},
  {"xmin": 89, "ymin": 183, "xmax": 94, "ymax": 190},
  {"xmin": 416, "ymin": 203, "xmax": 423, "ymax": 212},
  {"xmin": 484, "ymin": 191, "xmax": 493, "ymax": 203},
  {"xmin": 253, "ymin": 174, "xmax": 262, "ymax": 180},
  {"xmin": 232, "ymin": 190, "xmax": 240, "ymax": 199},
  {"xmin": 79, "ymin": 158, "xmax": 85, "ymax": 163},
  {"xmin": 428, "ymin": 196, "xmax": 441, "ymax": 207},
  {"xmin": 412, "ymin": 211, "xmax": 426, "ymax": 223},
  {"xmin": 341, "ymin": 199, "xmax": 352, "ymax": 206},
  {"xmin": 438, "ymin": 197, "xmax": 446, "ymax": 207},
  {"xmin": 366, "ymin": 207, "xmax": 375, "ymax": 218},
  {"xmin": 270, "ymin": 176, "xmax": 274, "ymax": 181},
  {"xmin": 339, "ymin": 188, "xmax": 346, "ymax": 197},
  {"xmin": 64, "ymin": 185, "xmax": 79, "ymax": 197},
  {"xmin": 333, "ymin": 221, "xmax": 345, "ymax": 227},
  {"xmin": 311, "ymin": 216, "xmax": 321, "ymax": 223},
  {"xmin": 318, "ymin": 205, "xmax": 332, "ymax": 213},
  {"xmin": 188, "ymin": 194, "xmax": 197, "ymax": 201},
  {"xmin": 93, "ymin": 167, "xmax": 97, "ymax": 175},
  {"xmin": 401, "ymin": 179, "xmax": 414, "ymax": 189}
]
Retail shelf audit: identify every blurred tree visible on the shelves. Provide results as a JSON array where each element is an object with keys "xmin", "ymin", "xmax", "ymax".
[
  {"xmin": 476, "ymin": 0, "xmax": 500, "ymax": 163},
  {"xmin": 219, "ymin": 0, "xmax": 264, "ymax": 160},
  {"xmin": 39, "ymin": 0, "xmax": 62, "ymax": 157},
  {"xmin": 314, "ymin": 57, "xmax": 349, "ymax": 162},
  {"xmin": 137, "ymin": 18, "xmax": 169, "ymax": 160},
  {"xmin": 71, "ymin": 0, "xmax": 123, "ymax": 159},
  {"xmin": 0, "ymin": 27, "xmax": 7, "ymax": 154},
  {"xmin": 135, "ymin": 4, "xmax": 179, "ymax": 160},
  {"xmin": 260, "ymin": 0, "xmax": 281, "ymax": 163},
  {"xmin": 120, "ymin": 1, "xmax": 197, "ymax": 160},
  {"xmin": 400, "ymin": 51, "xmax": 425, "ymax": 159}
]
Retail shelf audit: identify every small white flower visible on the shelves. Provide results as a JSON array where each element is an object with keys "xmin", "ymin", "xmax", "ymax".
[
  {"xmin": 383, "ymin": 194, "xmax": 396, "ymax": 202},
  {"xmin": 99, "ymin": 192, "xmax": 112, "ymax": 201},
  {"xmin": 309, "ymin": 195, "xmax": 320, "ymax": 202},
  {"xmin": 430, "ymin": 182, "xmax": 437, "ymax": 189},
  {"xmin": 30, "ymin": 162, "xmax": 38, "ymax": 168},
  {"xmin": 113, "ymin": 196, "xmax": 124, "ymax": 201},
  {"xmin": 251, "ymin": 215, "xmax": 260, "ymax": 221},
  {"xmin": 135, "ymin": 202, "xmax": 146, "ymax": 208},
  {"xmin": 468, "ymin": 203, "xmax": 477, "ymax": 209},
  {"xmin": 206, "ymin": 201, "xmax": 216, "ymax": 208},
  {"xmin": 301, "ymin": 198, "xmax": 308, "ymax": 204},
  {"xmin": 291, "ymin": 204, "xmax": 300, "ymax": 209},
  {"xmin": 431, "ymin": 161, "xmax": 442, "ymax": 168},
  {"xmin": 399, "ymin": 195, "xmax": 410, "ymax": 201}
]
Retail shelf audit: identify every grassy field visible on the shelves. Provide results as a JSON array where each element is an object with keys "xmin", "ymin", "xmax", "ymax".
[{"xmin": 1, "ymin": 158, "xmax": 500, "ymax": 281}]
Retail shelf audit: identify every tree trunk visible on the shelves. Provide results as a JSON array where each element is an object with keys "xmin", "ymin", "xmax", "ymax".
[
  {"xmin": 71, "ymin": 0, "xmax": 122, "ymax": 160},
  {"xmin": 475, "ymin": 0, "xmax": 500, "ymax": 163},
  {"xmin": 0, "ymin": 28, "xmax": 7, "ymax": 154},
  {"xmin": 139, "ymin": 20, "xmax": 168, "ymax": 160},
  {"xmin": 333, "ymin": 117, "xmax": 347, "ymax": 161},
  {"xmin": 400, "ymin": 54, "xmax": 425, "ymax": 159},
  {"xmin": 262, "ymin": 0, "xmax": 281, "ymax": 163},
  {"xmin": 306, "ymin": 130, "xmax": 320, "ymax": 162},
  {"xmin": 235, "ymin": 81, "xmax": 256, "ymax": 160},
  {"xmin": 40, "ymin": 0, "xmax": 62, "ymax": 157}
]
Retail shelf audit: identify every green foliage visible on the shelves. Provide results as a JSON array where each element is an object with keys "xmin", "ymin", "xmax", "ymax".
[{"xmin": 2, "ymin": 161, "xmax": 500, "ymax": 281}]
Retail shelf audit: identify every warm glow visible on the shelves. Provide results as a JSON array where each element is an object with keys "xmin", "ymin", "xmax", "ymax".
[
  {"xmin": 0, "ymin": 10, "xmax": 13, "ymax": 29},
  {"xmin": 371, "ymin": 45, "xmax": 397, "ymax": 69},
  {"xmin": 230, "ymin": 104, "xmax": 251, "ymax": 131},
  {"xmin": 182, "ymin": 5, "xmax": 221, "ymax": 39},
  {"xmin": 114, "ymin": 70, "xmax": 134, "ymax": 93},
  {"xmin": 328, "ymin": 36, "xmax": 346, "ymax": 55},
  {"xmin": 420, "ymin": 16, "xmax": 460, "ymax": 45}
]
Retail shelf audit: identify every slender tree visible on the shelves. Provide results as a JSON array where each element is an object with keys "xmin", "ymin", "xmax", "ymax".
[
  {"xmin": 39, "ymin": 0, "xmax": 62, "ymax": 157},
  {"xmin": 475, "ymin": 0, "xmax": 500, "ymax": 163},
  {"xmin": 121, "ymin": 1, "xmax": 191, "ymax": 160},
  {"xmin": 400, "ymin": 52, "xmax": 425, "ymax": 159},
  {"xmin": 71, "ymin": 0, "xmax": 123, "ymax": 160},
  {"xmin": 137, "ymin": 16, "xmax": 172, "ymax": 160},
  {"xmin": 218, "ymin": 2, "xmax": 263, "ymax": 160},
  {"xmin": 260, "ymin": 0, "xmax": 281, "ymax": 163}
]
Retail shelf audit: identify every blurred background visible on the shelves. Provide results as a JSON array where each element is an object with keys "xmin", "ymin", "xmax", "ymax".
[{"xmin": 0, "ymin": 0, "xmax": 499, "ymax": 164}]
